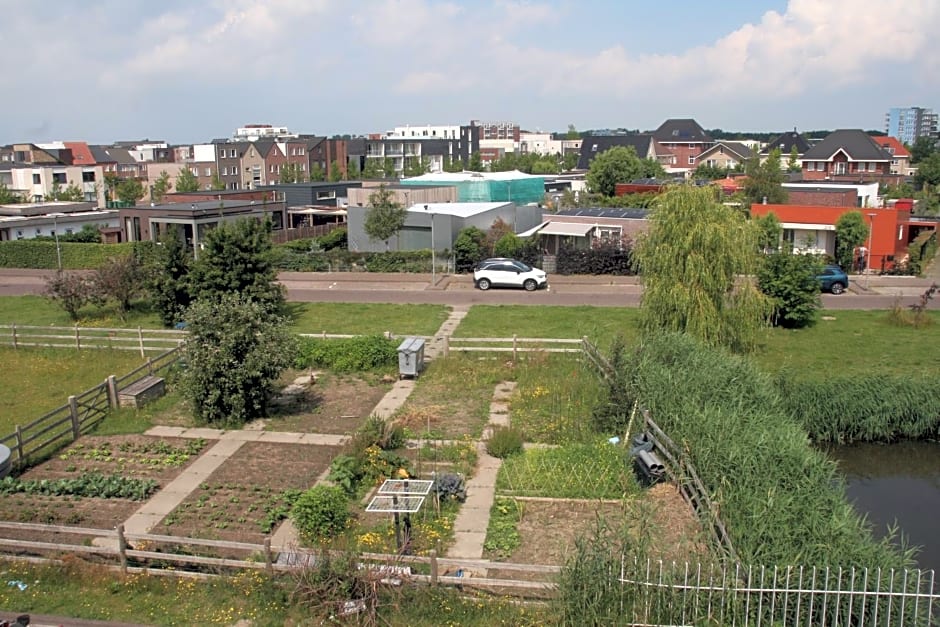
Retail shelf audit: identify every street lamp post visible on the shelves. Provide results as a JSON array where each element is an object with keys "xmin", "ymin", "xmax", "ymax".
[
  {"xmin": 424, "ymin": 204, "xmax": 435, "ymax": 285},
  {"xmin": 51, "ymin": 212, "xmax": 65, "ymax": 270},
  {"xmin": 866, "ymin": 212, "xmax": 877, "ymax": 289}
]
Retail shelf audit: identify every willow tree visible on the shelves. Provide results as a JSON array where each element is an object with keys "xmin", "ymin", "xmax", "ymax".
[{"xmin": 633, "ymin": 184, "xmax": 771, "ymax": 353}]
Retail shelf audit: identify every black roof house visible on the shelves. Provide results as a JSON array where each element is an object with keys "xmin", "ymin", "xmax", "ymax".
[
  {"xmin": 802, "ymin": 130, "xmax": 892, "ymax": 162},
  {"xmin": 761, "ymin": 130, "xmax": 812, "ymax": 156},
  {"xmin": 652, "ymin": 119, "xmax": 712, "ymax": 143},
  {"xmin": 577, "ymin": 134, "xmax": 662, "ymax": 170}
]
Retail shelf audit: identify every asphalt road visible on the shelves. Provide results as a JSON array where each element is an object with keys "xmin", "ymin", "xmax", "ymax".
[{"xmin": 0, "ymin": 269, "xmax": 934, "ymax": 310}]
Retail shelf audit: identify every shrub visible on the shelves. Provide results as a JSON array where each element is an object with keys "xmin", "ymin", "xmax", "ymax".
[
  {"xmin": 453, "ymin": 226, "xmax": 487, "ymax": 273},
  {"xmin": 44, "ymin": 271, "xmax": 94, "ymax": 321},
  {"xmin": 432, "ymin": 472, "xmax": 467, "ymax": 503},
  {"xmin": 486, "ymin": 425, "xmax": 524, "ymax": 458},
  {"xmin": 294, "ymin": 335, "xmax": 397, "ymax": 372},
  {"xmin": 327, "ymin": 454, "xmax": 364, "ymax": 495},
  {"xmin": 317, "ymin": 227, "xmax": 347, "ymax": 251},
  {"xmin": 354, "ymin": 416, "xmax": 406, "ymax": 451},
  {"xmin": 756, "ymin": 252, "xmax": 822, "ymax": 328},
  {"xmin": 291, "ymin": 485, "xmax": 351, "ymax": 542},
  {"xmin": 556, "ymin": 240, "xmax": 635, "ymax": 275}
]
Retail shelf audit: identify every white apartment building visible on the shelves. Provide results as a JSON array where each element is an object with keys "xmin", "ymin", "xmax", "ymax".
[
  {"xmin": 234, "ymin": 124, "xmax": 293, "ymax": 141},
  {"xmin": 385, "ymin": 124, "xmax": 462, "ymax": 140}
]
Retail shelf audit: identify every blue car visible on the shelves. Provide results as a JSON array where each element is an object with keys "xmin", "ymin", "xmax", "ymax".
[{"xmin": 817, "ymin": 264, "xmax": 849, "ymax": 295}]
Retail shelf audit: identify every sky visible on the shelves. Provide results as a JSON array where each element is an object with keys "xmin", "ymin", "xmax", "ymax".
[{"xmin": 1, "ymin": 0, "xmax": 938, "ymax": 145}]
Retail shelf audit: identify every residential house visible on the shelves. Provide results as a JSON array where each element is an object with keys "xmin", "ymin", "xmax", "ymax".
[
  {"xmin": 693, "ymin": 141, "xmax": 753, "ymax": 170},
  {"xmin": 346, "ymin": 201, "xmax": 542, "ymax": 253},
  {"xmin": 0, "ymin": 201, "xmax": 118, "ymax": 242},
  {"xmin": 473, "ymin": 120, "xmax": 520, "ymax": 163},
  {"xmin": 577, "ymin": 134, "xmax": 674, "ymax": 171},
  {"xmin": 348, "ymin": 136, "xmax": 469, "ymax": 178},
  {"xmin": 192, "ymin": 144, "xmax": 219, "ymax": 190},
  {"xmin": 239, "ymin": 141, "xmax": 271, "ymax": 189},
  {"xmin": 800, "ymin": 130, "xmax": 899, "ymax": 184},
  {"xmin": 521, "ymin": 207, "xmax": 649, "ymax": 256},
  {"xmin": 651, "ymin": 119, "xmax": 714, "ymax": 170},
  {"xmin": 750, "ymin": 200, "xmax": 916, "ymax": 271},
  {"xmin": 5, "ymin": 163, "xmax": 105, "ymax": 205},
  {"xmin": 760, "ymin": 130, "xmax": 811, "ymax": 168},
  {"xmin": 870, "ymin": 135, "xmax": 913, "ymax": 176},
  {"xmin": 259, "ymin": 181, "xmax": 363, "ymax": 226},
  {"xmin": 90, "ymin": 146, "xmax": 143, "ymax": 181},
  {"xmin": 782, "ymin": 181, "xmax": 880, "ymax": 208}
]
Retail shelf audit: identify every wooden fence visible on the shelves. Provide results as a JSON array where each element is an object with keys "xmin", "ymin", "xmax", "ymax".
[
  {"xmin": 1, "ymin": 324, "xmax": 185, "ymax": 356},
  {"xmin": 0, "ymin": 347, "xmax": 181, "ymax": 471},
  {"xmin": 443, "ymin": 335, "xmax": 584, "ymax": 360}
]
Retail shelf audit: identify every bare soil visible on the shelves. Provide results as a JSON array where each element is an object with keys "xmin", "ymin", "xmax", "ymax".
[{"xmin": 265, "ymin": 372, "xmax": 391, "ymax": 434}]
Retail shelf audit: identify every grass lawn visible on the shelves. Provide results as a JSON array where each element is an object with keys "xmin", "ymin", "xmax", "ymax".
[
  {"xmin": 454, "ymin": 305, "xmax": 640, "ymax": 348},
  {"xmin": 753, "ymin": 309, "xmax": 940, "ymax": 378},
  {"xmin": 286, "ymin": 302, "xmax": 450, "ymax": 336},
  {"xmin": 0, "ymin": 347, "xmax": 147, "ymax": 434},
  {"xmin": 0, "ymin": 295, "xmax": 163, "ymax": 329}
]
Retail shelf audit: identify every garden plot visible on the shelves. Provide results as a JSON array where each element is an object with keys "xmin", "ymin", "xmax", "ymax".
[
  {"xmin": 158, "ymin": 442, "xmax": 342, "ymax": 545},
  {"xmin": 264, "ymin": 372, "xmax": 392, "ymax": 434}
]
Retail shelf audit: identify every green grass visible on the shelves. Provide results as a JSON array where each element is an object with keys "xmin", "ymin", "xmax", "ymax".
[
  {"xmin": 496, "ymin": 443, "xmax": 639, "ymax": 499},
  {"xmin": 454, "ymin": 305, "xmax": 640, "ymax": 348},
  {"xmin": 0, "ymin": 347, "xmax": 147, "ymax": 434},
  {"xmin": 0, "ymin": 295, "xmax": 163, "ymax": 328},
  {"xmin": 286, "ymin": 302, "xmax": 450, "ymax": 336},
  {"xmin": 753, "ymin": 310, "xmax": 940, "ymax": 377}
]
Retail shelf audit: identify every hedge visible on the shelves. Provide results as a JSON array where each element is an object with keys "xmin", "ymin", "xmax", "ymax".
[
  {"xmin": 556, "ymin": 241, "xmax": 636, "ymax": 275},
  {"xmin": 270, "ymin": 247, "xmax": 432, "ymax": 273},
  {"xmin": 0, "ymin": 241, "xmax": 137, "ymax": 269}
]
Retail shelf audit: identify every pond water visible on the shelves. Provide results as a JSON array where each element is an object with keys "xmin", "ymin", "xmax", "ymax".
[{"xmin": 826, "ymin": 440, "xmax": 940, "ymax": 573}]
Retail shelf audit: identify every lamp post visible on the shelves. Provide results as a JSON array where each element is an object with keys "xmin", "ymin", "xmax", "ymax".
[
  {"xmin": 425, "ymin": 204, "xmax": 435, "ymax": 285},
  {"xmin": 866, "ymin": 212, "xmax": 877, "ymax": 289},
  {"xmin": 50, "ymin": 212, "xmax": 65, "ymax": 270}
]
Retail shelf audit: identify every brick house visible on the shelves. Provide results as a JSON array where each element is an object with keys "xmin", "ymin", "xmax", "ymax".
[
  {"xmin": 870, "ymin": 135, "xmax": 913, "ymax": 176},
  {"xmin": 800, "ymin": 130, "xmax": 898, "ymax": 184},
  {"xmin": 577, "ymin": 135, "xmax": 674, "ymax": 170},
  {"xmin": 651, "ymin": 119, "xmax": 714, "ymax": 170}
]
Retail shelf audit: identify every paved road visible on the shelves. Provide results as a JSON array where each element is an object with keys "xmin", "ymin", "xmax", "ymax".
[{"xmin": 1, "ymin": 269, "xmax": 935, "ymax": 310}]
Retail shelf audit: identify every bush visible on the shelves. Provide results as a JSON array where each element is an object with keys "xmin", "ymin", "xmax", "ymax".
[
  {"xmin": 453, "ymin": 226, "xmax": 487, "ymax": 273},
  {"xmin": 317, "ymin": 227, "xmax": 347, "ymax": 251},
  {"xmin": 294, "ymin": 335, "xmax": 398, "ymax": 372},
  {"xmin": 44, "ymin": 270, "xmax": 95, "ymax": 320},
  {"xmin": 432, "ymin": 472, "xmax": 467, "ymax": 503},
  {"xmin": 486, "ymin": 425, "xmax": 524, "ymax": 458},
  {"xmin": 556, "ymin": 240, "xmax": 635, "ymax": 275},
  {"xmin": 354, "ymin": 416, "xmax": 406, "ymax": 451},
  {"xmin": 756, "ymin": 252, "xmax": 822, "ymax": 328},
  {"xmin": 291, "ymin": 485, "xmax": 351, "ymax": 542}
]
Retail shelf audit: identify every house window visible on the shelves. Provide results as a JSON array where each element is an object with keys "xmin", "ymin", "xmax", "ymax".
[
  {"xmin": 203, "ymin": 168, "xmax": 211, "ymax": 176},
  {"xmin": 16, "ymin": 230, "xmax": 23, "ymax": 239},
  {"xmin": 688, "ymin": 156, "xmax": 695, "ymax": 165},
  {"xmin": 221, "ymin": 167, "xmax": 228, "ymax": 176},
  {"xmin": 32, "ymin": 173, "xmax": 40, "ymax": 184},
  {"xmin": 869, "ymin": 162, "xmax": 877, "ymax": 172},
  {"xmin": 807, "ymin": 162, "xmax": 815, "ymax": 171},
  {"xmin": 270, "ymin": 164, "xmax": 275, "ymax": 173},
  {"xmin": 834, "ymin": 162, "xmax": 846, "ymax": 175},
  {"xmin": 689, "ymin": 143, "xmax": 695, "ymax": 149},
  {"xmin": 230, "ymin": 149, "xmax": 236, "ymax": 158},
  {"xmin": 52, "ymin": 172, "xmax": 67, "ymax": 184},
  {"xmin": 65, "ymin": 227, "xmax": 73, "ymax": 235},
  {"xmin": 84, "ymin": 192, "xmax": 95, "ymax": 202},
  {"xmin": 82, "ymin": 171, "xmax": 95, "ymax": 182},
  {"xmin": 316, "ymin": 190, "xmax": 336, "ymax": 200},
  {"xmin": 300, "ymin": 164, "xmax": 306, "ymax": 171}
]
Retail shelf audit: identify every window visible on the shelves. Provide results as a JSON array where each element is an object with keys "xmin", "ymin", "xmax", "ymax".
[
  {"xmin": 688, "ymin": 156, "xmax": 695, "ymax": 165},
  {"xmin": 221, "ymin": 167, "xmax": 228, "ymax": 176},
  {"xmin": 270, "ymin": 164, "xmax": 275, "ymax": 173},
  {"xmin": 203, "ymin": 168, "xmax": 211, "ymax": 177},
  {"xmin": 807, "ymin": 162, "xmax": 815, "ymax": 171},
  {"xmin": 32, "ymin": 173, "xmax": 40, "ymax": 184},
  {"xmin": 52, "ymin": 172, "xmax": 67, "ymax": 184},
  {"xmin": 230, "ymin": 149, "xmax": 236, "ymax": 158},
  {"xmin": 591, "ymin": 144, "xmax": 598, "ymax": 152},
  {"xmin": 869, "ymin": 162, "xmax": 877, "ymax": 172},
  {"xmin": 834, "ymin": 162, "xmax": 846, "ymax": 175},
  {"xmin": 316, "ymin": 190, "xmax": 336, "ymax": 200},
  {"xmin": 65, "ymin": 227, "xmax": 73, "ymax": 235},
  {"xmin": 16, "ymin": 230, "xmax": 23, "ymax": 239},
  {"xmin": 300, "ymin": 163, "xmax": 306, "ymax": 171},
  {"xmin": 82, "ymin": 171, "xmax": 95, "ymax": 182},
  {"xmin": 84, "ymin": 192, "xmax": 95, "ymax": 202}
]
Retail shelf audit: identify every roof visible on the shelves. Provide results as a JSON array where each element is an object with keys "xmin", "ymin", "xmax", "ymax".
[
  {"xmin": 402, "ymin": 170, "xmax": 543, "ymax": 183},
  {"xmin": 404, "ymin": 201, "xmax": 510, "ymax": 218},
  {"xmin": 696, "ymin": 141, "xmax": 753, "ymax": 161},
  {"xmin": 870, "ymin": 135, "xmax": 911, "ymax": 158},
  {"xmin": 555, "ymin": 207, "xmax": 649, "ymax": 220},
  {"xmin": 538, "ymin": 222, "xmax": 596, "ymax": 237},
  {"xmin": 63, "ymin": 142, "xmax": 96, "ymax": 165},
  {"xmin": 576, "ymin": 134, "xmax": 665, "ymax": 170},
  {"xmin": 802, "ymin": 130, "xmax": 892, "ymax": 161},
  {"xmin": 761, "ymin": 130, "xmax": 811, "ymax": 155},
  {"xmin": 143, "ymin": 199, "xmax": 284, "ymax": 212},
  {"xmin": 90, "ymin": 146, "xmax": 137, "ymax": 164},
  {"xmin": 652, "ymin": 119, "xmax": 712, "ymax": 143}
]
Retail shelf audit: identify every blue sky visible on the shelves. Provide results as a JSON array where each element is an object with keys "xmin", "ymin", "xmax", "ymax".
[{"xmin": 1, "ymin": 0, "xmax": 937, "ymax": 144}]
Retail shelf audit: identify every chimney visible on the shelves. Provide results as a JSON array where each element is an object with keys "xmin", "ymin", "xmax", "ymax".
[{"xmin": 762, "ymin": 196, "xmax": 768, "ymax": 204}]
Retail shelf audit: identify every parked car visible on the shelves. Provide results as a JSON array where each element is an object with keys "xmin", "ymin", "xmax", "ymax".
[
  {"xmin": 473, "ymin": 258, "xmax": 548, "ymax": 291},
  {"xmin": 817, "ymin": 264, "xmax": 849, "ymax": 294}
]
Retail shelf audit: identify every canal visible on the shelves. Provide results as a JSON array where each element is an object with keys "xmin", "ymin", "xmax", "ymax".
[{"xmin": 827, "ymin": 440, "xmax": 940, "ymax": 572}]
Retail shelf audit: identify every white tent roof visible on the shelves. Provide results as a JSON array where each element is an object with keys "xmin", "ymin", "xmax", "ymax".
[{"xmin": 538, "ymin": 222, "xmax": 595, "ymax": 237}]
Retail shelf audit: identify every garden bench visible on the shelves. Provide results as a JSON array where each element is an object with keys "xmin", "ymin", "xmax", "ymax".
[{"xmin": 118, "ymin": 375, "xmax": 166, "ymax": 409}]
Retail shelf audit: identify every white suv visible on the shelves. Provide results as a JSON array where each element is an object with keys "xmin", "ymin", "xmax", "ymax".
[{"xmin": 473, "ymin": 259, "xmax": 548, "ymax": 291}]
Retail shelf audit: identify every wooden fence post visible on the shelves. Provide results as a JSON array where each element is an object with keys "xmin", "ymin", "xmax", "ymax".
[
  {"xmin": 14, "ymin": 426, "xmax": 23, "ymax": 465},
  {"xmin": 147, "ymin": 358, "xmax": 154, "ymax": 376},
  {"xmin": 74, "ymin": 326, "xmax": 81, "ymax": 350},
  {"xmin": 429, "ymin": 549, "xmax": 438, "ymax": 586},
  {"xmin": 442, "ymin": 336, "xmax": 449, "ymax": 359},
  {"xmin": 138, "ymin": 327, "xmax": 145, "ymax": 358},
  {"xmin": 117, "ymin": 524, "xmax": 128, "ymax": 574},
  {"xmin": 68, "ymin": 396, "xmax": 80, "ymax": 439},
  {"xmin": 264, "ymin": 538, "xmax": 273, "ymax": 574},
  {"xmin": 107, "ymin": 375, "xmax": 119, "ymax": 409},
  {"xmin": 11, "ymin": 323, "xmax": 16, "ymax": 349},
  {"xmin": 512, "ymin": 334, "xmax": 518, "ymax": 361}
]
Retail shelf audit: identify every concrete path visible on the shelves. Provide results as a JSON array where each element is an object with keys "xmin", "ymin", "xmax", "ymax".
[{"xmin": 447, "ymin": 381, "xmax": 515, "ymax": 560}]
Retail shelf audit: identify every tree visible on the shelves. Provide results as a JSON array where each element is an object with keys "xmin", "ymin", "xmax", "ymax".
[
  {"xmin": 742, "ymin": 149, "xmax": 788, "ymax": 205},
  {"xmin": 562, "ymin": 151, "xmax": 579, "ymax": 171},
  {"xmin": 443, "ymin": 156, "xmax": 464, "ymax": 173},
  {"xmin": 93, "ymin": 254, "xmax": 144, "ymax": 320},
  {"xmin": 834, "ymin": 211, "xmax": 870, "ymax": 271},
  {"xmin": 308, "ymin": 162, "xmax": 325, "ymax": 181},
  {"xmin": 467, "ymin": 151, "xmax": 484, "ymax": 172},
  {"xmin": 280, "ymin": 163, "xmax": 305, "ymax": 184},
  {"xmin": 565, "ymin": 124, "xmax": 580, "ymax": 140},
  {"xmin": 0, "ymin": 182, "xmax": 23, "ymax": 203},
  {"xmin": 103, "ymin": 173, "xmax": 120, "ymax": 201},
  {"xmin": 361, "ymin": 157, "xmax": 383, "ymax": 179},
  {"xmin": 188, "ymin": 217, "xmax": 285, "ymax": 312},
  {"xmin": 175, "ymin": 167, "xmax": 199, "ymax": 193},
  {"xmin": 586, "ymin": 146, "xmax": 647, "ymax": 197},
  {"xmin": 115, "ymin": 179, "xmax": 145, "ymax": 205},
  {"xmin": 633, "ymin": 184, "xmax": 771, "ymax": 353},
  {"xmin": 381, "ymin": 157, "xmax": 396, "ymax": 178},
  {"xmin": 403, "ymin": 156, "xmax": 430, "ymax": 177},
  {"xmin": 180, "ymin": 293, "xmax": 295, "ymax": 427},
  {"xmin": 363, "ymin": 184, "xmax": 407, "ymax": 251},
  {"xmin": 787, "ymin": 146, "xmax": 801, "ymax": 173},
  {"xmin": 757, "ymin": 252, "xmax": 822, "ymax": 328},
  {"xmin": 347, "ymin": 158, "xmax": 361, "ymax": 180},
  {"xmin": 210, "ymin": 173, "xmax": 226, "ymax": 191},
  {"xmin": 693, "ymin": 163, "xmax": 731, "ymax": 180},
  {"xmin": 753, "ymin": 212, "xmax": 782, "ymax": 252},
  {"xmin": 44, "ymin": 271, "xmax": 93, "ymax": 321},
  {"xmin": 493, "ymin": 232, "xmax": 524, "ymax": 258},
  {"xmin": 151, "ymin": 170, "xmax": 172, "ymax": 203},
  {"xmin": 328, "ymin": 159, "xmax": 343, "ymax": 182},
  {"xmin": 147, "ymin": 227, "xmax": 191, "ymax": 326},
  {"xmin": 914, "ymin": 153, "xmax": 940, "ymax": 191},
  {"xmin": 453, "ymin": 226, "xmax": 487, "ymax": 272},
  {"xmin": 910, "ymin": 136, "xmax": 938, "ymax": 164},
  {"xmin": 48, "ymin": 181, "xmax": 84, "ymax": 201}
]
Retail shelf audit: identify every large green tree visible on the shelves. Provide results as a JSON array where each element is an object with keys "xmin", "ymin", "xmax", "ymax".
[
  {"xmin": 147, "ymin": 227, "xmax": 191, "ymax": 327},
  {"xmin": 175, "ymin": 168, "xmax": 199, "ymax": 193},
  {"xmin": 363, "ymin": 184, "xmax": 407, "ymax": 251},
  {"xmin": 328, "ymin": 159, "xmax": 344, "ymax": 182},
  {"xmin": 586, "ymin": 146, "xmax": 664, "ymax": 197},
  {"xmin": 210, "ymin": 174, "xmax": 226, "ymax": 191},
  {"xmin": 910, "ymin": 136, "xmax": 937, "ymax": 164},
  {"xmin": 633, "ymin": 185, "xmax": 771, "ymax": 353},
  {"xmin": 361, "ymin": 157, "xmax": 383, "ymax": 179},
  {"xmin": 742, "ymin": 149, "xmax": 788, "ymax": 205},
  {"xmin": 834, "ymin": 211, "xmax": 870, "ymax": 271},
  {"xmin": 403, "ymin": 156, "xmax": 430, "ymax": 177},
  {"xmin": 757, "ymin": 252, "xmax": 822, "ymax": 329},
  {"xmin": 753, "ymin": 212, "xmax": 782, "ymax": 252},
  {"xmin": 914, "ymin": 153, "xmax": 940, "ymax": 190},
  {"xmin": 180, "ymin": 293, "xmax": 295, "ymax": 427},
  {"xmin": 188, "ymin": 217, "xmax": 285, "ymax": 311},
  {"xmin": 151, "ymin": 170, "xmax": 172, "ymax": 203},
  {"xmin": 115, "ymin": 179, "xmax": 145, "ymax": 205}
]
